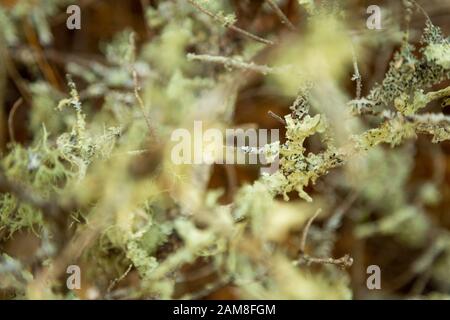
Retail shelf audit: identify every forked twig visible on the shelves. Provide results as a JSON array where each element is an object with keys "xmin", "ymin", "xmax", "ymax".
[
  {"xmin": 297, "ymin": 209, "xmax": 353, "ymax": 269},
  {"xmin": 265, "ymin": 0, "xmax": 296, "ymax": 30},
  {"xmin": 187, "ymin": 0, "xmax": 274, "ymax": 45}
]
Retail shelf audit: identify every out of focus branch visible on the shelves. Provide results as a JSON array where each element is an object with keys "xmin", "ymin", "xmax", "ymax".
[
  {"xmin": 187, "ymin": 0, "xmax": 274, "ymax": 45},
  {"xmin": 296, "ymin": 209, "xmax": 354, "ymax": 269},
  {"xmin": 265, "ymin": 0, "xmax": 296, "ymax": 30}
]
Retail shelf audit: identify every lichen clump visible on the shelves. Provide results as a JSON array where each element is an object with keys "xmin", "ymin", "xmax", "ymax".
[{"xmin": 1, "ymin": 0, "xmax": 450, "ymax": 300}]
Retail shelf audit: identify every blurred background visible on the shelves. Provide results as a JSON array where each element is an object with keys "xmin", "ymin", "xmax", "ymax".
[{"xmin": 0, "ymin": 0, "xmax": 450, "ymax": 300}]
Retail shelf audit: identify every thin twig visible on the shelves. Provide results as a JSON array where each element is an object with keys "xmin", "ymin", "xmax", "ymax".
[
  {"xmin": 187, "ymin": 0, "xmax": 274, "ymax": 45},
  {"xmin": 351, "ymin": 45, "xmax": 362, "ymax": 100},
  {"xmin": 107, "ymin": 264, "xmax": 133, "ymax": 293},
  {"xmin": 265, "ymin": 0, "xmax": 296, "ymax": 30},
  {"xmin": 127, "ymin": 32, "xmax": 153, "ymax": 135},
  {"xmin": 325, "ymin": 191, "xmax": 359, "ymax": 232},
  {"xmin": 187, "ymin": 53, "xmax": 276, "ymax": 74},
  {"xmin": 297, "ymin": 208, "xmax": 353, "ymax": 269},
  {"xmin": 133, "ymin": 70, "xmax": 153, "ymax": 135},
  {"xmin": 297, "ymin": 254, "xmax": 354, "ymax": 269},
  {"xmin": 300, "ymin": 209, "xmax": 321, "ymax": 253},
  {"xmin": 8, "ymin": 98, "xmax": 23, "ymax": 143},
  {"xmin": 180, "ymin": 276, "xmax": 232, "ymax": 300},
  {"xmin": 268, "ymin": 110, "xmax": 287, "ymax": 125},
  {"xmin": 411, "ymin": 0, "xmax": 432, "ymax": 21}
]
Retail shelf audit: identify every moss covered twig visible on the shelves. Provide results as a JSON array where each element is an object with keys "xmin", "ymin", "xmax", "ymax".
[
  {"xmin": 187, "ymin": 0, "xmax": 274, "ymax": 45},
  {"xmin": 187, "ymin": 53, "xmax": 276, "ymax": 75}
]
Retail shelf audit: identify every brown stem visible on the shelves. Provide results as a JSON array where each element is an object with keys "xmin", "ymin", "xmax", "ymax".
[
  {"xmin": 297, "ymin": 208, "xmax": 353, "ymax": 269},
  {"xmin": 265, "ymin": 0, "xmax": 296, "ymax": 30},
  {"xmin": 8, "ymin": 98, "xmax": 23, "ymax": 143}
]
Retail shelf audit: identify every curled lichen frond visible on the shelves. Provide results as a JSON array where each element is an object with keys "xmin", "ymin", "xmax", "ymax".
[{"xmin": 267, "ymin": 112, "xmax": 344, "ymax": 202}]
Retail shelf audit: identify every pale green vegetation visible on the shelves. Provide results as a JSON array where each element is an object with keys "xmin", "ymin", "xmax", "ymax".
[{"xmin": 0, "ymin": 0, "xmax": 450, "ymax": 299}]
